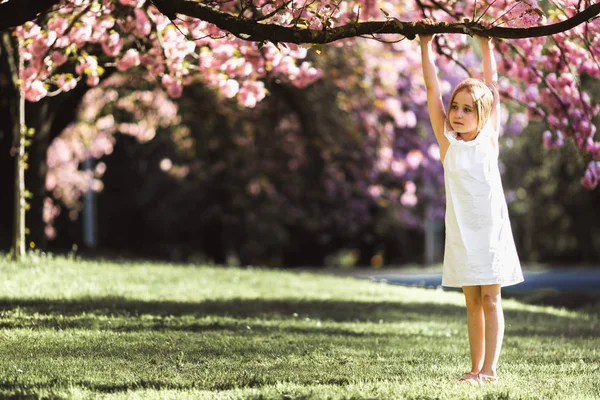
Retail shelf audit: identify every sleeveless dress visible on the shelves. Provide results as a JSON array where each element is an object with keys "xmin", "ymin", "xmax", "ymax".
[{"xmin": 441, "ymin": 123, "xmax": 524, "ymax": 288}]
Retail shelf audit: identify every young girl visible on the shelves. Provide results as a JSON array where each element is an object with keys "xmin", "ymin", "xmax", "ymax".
[{"xmin": 418, "ymin": 19, "xmax": 524, "ymax": 384}]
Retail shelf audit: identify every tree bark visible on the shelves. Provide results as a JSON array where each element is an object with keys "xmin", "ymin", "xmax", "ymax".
[
  {"xmin": 152, "ymin": 0, "xmax": 600, "ymax": 43},
  {"xmin": 13, "ymin": 86, "xmax": 25, "ymax": 260},
  {"xmin": 0, "ymin": 43, "xmax": 92, "ymax": 252}
]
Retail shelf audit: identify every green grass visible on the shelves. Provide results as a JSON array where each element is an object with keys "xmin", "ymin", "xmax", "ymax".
[{"xmin": 0, "ymin": 253, "xmax": 598, "ymax": 400}]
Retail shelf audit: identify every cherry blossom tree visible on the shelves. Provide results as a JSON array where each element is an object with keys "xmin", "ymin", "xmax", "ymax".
[{"xmin": 2, "ymin": 0, "xmax": 600, "ymax": 260}]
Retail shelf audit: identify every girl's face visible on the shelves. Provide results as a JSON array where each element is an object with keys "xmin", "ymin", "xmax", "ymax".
[{"xmin": 449, "ymin": 90, "xmax": 478, "ymax": 138}]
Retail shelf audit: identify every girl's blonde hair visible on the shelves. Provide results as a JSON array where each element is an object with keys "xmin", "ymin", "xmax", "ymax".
[{"xmin": 446, "ymin": 78, "xmax": 498, "ymax": 133}]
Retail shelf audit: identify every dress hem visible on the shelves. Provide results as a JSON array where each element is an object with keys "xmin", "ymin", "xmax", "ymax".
[{"xmin": 441, "ymin": 278, "xmax": 524, "ymax": 288}]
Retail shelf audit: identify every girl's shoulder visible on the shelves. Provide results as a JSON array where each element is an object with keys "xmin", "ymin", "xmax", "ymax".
[{"xmin": 479, "ymin": 120, "xmax": 497, "ymax": 138}]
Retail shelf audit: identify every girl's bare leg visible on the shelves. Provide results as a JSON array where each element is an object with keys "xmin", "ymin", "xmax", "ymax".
[
  {"xmin": 462, "ymin": 285, "xmax": 485, "ymax": 374},
  {"xmin": 480, "ymin": 284, "xmax": 503, "ymax": 377}
]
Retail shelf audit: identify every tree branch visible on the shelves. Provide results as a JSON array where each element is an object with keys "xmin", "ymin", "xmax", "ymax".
[
  {"xmin": 151, "ymin": 0, "xmax": 600, "ymax": 43},
  {"xmin": 0, "ymin": 0, "xmax": 62, "ymax": 31}
]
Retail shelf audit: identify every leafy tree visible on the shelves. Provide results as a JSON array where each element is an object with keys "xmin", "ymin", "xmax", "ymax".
[{"xmin": 502, "ymin": 76, "xmax": 600, "ymax": 263}]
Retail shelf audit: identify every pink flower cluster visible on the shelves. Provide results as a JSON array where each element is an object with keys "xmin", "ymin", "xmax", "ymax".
[
  {"xmin": 45, "ymin": 75, "xmax": 181, "ymax": 233},
  {"xmin": 16, "ymin": 0, "xmax": 320, "ymax": 109},
  {"xmin": 494, "ymin": 5, "xmax": 600, "ymax": 188},
  {"xmin": 502, "ymin": 0, "xmax": 544, "ymax": 28},
  {"xmin": 581, "ymin": 162, "xmax": 600, "ymax": 190}
]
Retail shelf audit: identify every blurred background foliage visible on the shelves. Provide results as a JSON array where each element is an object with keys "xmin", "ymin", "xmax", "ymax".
[
  {"xmin": 5, "ymin": 47, "xmax": 600, "ymax": 268},
  {"xmin": 501, "ymin": 77, "xmax": 600, "ymax": 264},
  {"xmin": 52, "ymin": 61, "xmax": 432, "ymax": 267}
]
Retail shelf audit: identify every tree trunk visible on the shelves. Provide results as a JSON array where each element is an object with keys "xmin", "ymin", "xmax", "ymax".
[
  {"xmin": 12, "ymin": 90, "xmax": 25, "ymax": 260},
  {"xmin": 2, "ymin": 32, "xmax": 25, "ymax": 260},
  {"xmin": 0, "ymin": 38, "xmax": 92, "ymax": 253}
]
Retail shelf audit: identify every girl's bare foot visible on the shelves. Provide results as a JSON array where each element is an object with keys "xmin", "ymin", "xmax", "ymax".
[{"xmin": 456, "ymin": 371, "xmax": 481, "ymax": 384}]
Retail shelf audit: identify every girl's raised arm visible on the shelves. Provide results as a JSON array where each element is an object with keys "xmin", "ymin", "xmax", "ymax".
[
  {"xmin": 419, "ymin": 20, "xmax": 449, "ymax": 158},
  {"xmin": 478, "ymin": 36, "xmax": 500, "ymax": 134}
]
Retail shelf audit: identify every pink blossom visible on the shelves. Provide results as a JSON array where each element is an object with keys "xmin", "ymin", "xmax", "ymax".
[
  {"xmin": 101, "ymin": 31, "xmax": 123, "ymax": 56},
  {"xmin": 543, "ymin": 131, "xmax": 553, "ymax": 148},
  {"xmin": 30, "ymin": 32, "xmax": 55, "ymax": 59},
  {"xmin": 220, "ymin": 79, "xmax": 240, "ymax": 98},
  {"xmin": 43, "ymin": 197, "xmax": 61, "ymax": 224},
  {"xmin": 75, "ymin": 56, "xmax": 98, "ymax": 75},
  {"xmin": 555, "ymin": 130, "xmax": 564, "ymax": 147},
  {"xmin": 308, "ymin": 16, "xmax": 323, "ymax": 30},
  {"xmin": 272, "ymin": 10, "xmax": 293, "ymax": 25},
  {"xmin": 543, "ymin": 130, "xmax": 564, "ymax": 149},
  {"xmin": 160, "ymin": 158, "xmax": 173, "ymax": 171},
  {"xmin": 96, "ymin": 115, "xmax": 115, "ymax": 131},
  {"xmin": 428, "ymin": 144, "xmax": 440, "ymax": 161},
  {"xmin": 45, "ymin": 225, "xmax": 57, "ymax": 240},
  {"xmin": 119, "ymin": 0, "xmax": 145, "ymax": 8},
  {"xmin": 504, "ymin": 1, "xmax": 543, "ymax": 28},
  {"xmin": 212, "ymin": 44, "xmax": 235, "ymax": 61},
  {"xmin": 116, "ymin": 49, "xmax": 141, "ymax": 72},
  {"xmin": 262, "ymin": 4, "xmax": 276, "ymax": 16},
  {"xmin": 161, "ymin": 75, "xmax": 183, "ymax": 98},
  {"xmin": 20, "ymin": 67, "xmax": 38, "ymax": 83},
  {"xmin": 51, "ymin": 51, "xmax": 68, "ymax": 66},
  {"xmin": 18, "ymin": 22, "xmax": 41, "ymax": 39},
  {"xmin": 87, "ymin": 75, "xmax": 100, "ymax": 86},
  {"xmin": 581, "ymin": 162, "xmax": 599, "ymax": 189},
  {"xmin": 525, "ymin": 86, "xmax": 539, "ymax": 102},
  {"xmin": 400, "ymin": 192, "xmax": 418, "ymax": 207},
  {"xmin": 547, "ymin": 115, "xmax": 559, "ymax": 128},
  {"xmin": 406, "ymin": 149, "xmax": 424, "ymax": 169},
  {"xmin": 69, "ymin": 25, "xmax": 93, "ymax": 47},
  {"xmin": 25, "ymin": 80, "xmax": 48, "ymax": 102},
  {"xmin": 368, "ymin": 185, "xmax": 383, "ymax": 198},
  {"xmin": 133, "ymin": 8, "xmax": 152, "ymax": 36},
  {"xmin": 48, "ymin": 17, "xmax": 68, "ymax": 35},
  {"xmin": 391, "ymin": 160, "xmax": 407, "ymax": 176},
  {"xmin": 238, "ymin": 81, "xmax": 266, "ymax": 108},
  {"xmin": 119, "ymin": 122, "xmax": 156, "ymax": 141},
  {"xmin": 91, "ymin": 179, "xmax": 104, "ymax": 192},
  {"xmin": 95, "ymin": 162, "xmax": 107, "ymax": 176},
  {"xmin": 291, "ymin": 62, "xmax": 322, "ymax": 88},
  {"xmin": 247, "ymin": 181, "xmax": 261, "ymax": 195},
  {"xmin": 57, "ymin": 75, "xmax": 78, "ymax": 92}
]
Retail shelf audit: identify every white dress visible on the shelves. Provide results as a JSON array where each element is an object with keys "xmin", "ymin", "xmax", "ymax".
[{"xmin": 441, "ymin": 123, "xmax": 524, "ymax": 288}]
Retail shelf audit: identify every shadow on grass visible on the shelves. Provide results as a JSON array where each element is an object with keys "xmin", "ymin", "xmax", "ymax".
[
  {"xmin": 505, "ymin": 290, "xmax": 600, "ymax": 313},
  {"xmin": 0, "ymin": 379, "xmax": 286, "ymax": 397},
  {"xmin": 0, "ymin": 296, "xmax": 463, "ymax": 320},
  {"xmin": 0, "ymin": 297, "xmax": 597, "ymax": 338},
  {"xmin": 0, "ymin": 379, "xmax": 245, "ymax": 397}
]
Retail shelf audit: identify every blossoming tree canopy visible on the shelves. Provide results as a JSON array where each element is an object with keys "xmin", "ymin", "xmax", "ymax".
[
  {"xmin": 15, "ymin": 0, "xmax": 320, "ymax": 107},
  {"xmin": 9, "ymin": 0, "xmax": 600, "ymax": 190}
]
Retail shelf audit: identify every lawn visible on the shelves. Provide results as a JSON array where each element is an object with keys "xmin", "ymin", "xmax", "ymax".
[{"xmin": 0, "ymin": 253, "xmax": 598, "ymax": 399}]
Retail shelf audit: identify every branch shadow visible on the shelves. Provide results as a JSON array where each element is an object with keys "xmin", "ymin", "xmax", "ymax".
[
  {"xmin": 0, "ymin": 297, "xmax": 598, "ymax": 396},
  {"xmin": 0, "ymin": 296, "xmax": 597, "ymax": 338},
  {"xmin": 0, "ymin": 296, "xmax": 463, "ymax": 320}
]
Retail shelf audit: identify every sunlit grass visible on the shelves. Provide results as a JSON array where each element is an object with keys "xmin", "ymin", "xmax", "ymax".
[{"xmin": 0, "ymin": 253, "xmax": 598, "ymax": 399}]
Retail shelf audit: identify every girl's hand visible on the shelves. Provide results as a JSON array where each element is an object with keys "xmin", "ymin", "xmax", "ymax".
[
  {"xmin": 418, "ymin": 18, "xmax": 435, "ymax": 43},
  {"xmin": 475, "ymin": 21, "xmax": 493, "ymax": 48}
]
